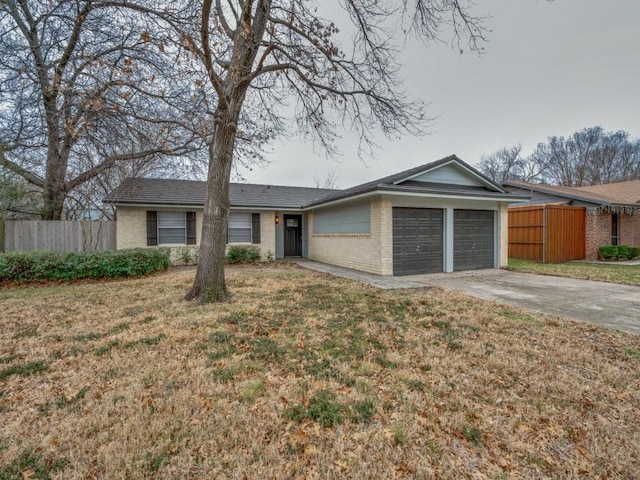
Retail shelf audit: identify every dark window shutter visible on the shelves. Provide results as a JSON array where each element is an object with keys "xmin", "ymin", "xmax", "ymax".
[
  {"xmin": 186, "ymin": 212, "xmax": 197, "ymax": 245},
  {"xmin": 252, "ymin": 213, "xmax": 261, "ymax": 244},
  {"xmin": 146, "ymin": 211, "xmax": 158, "ymax": 246}
]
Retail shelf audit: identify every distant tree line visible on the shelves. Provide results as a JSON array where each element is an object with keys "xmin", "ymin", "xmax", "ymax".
[{"xmin": 478, "ymin": 127, "xmax": 640, "ymax": 186}]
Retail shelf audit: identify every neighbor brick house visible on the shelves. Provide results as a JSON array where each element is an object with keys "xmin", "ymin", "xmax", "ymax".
[
  {"xmin": 104, "ymin": 155, "xmax": 528, "ymax": 276},
  {"xmin": 504, "ymin": 180, "xmax": 640, "ymax": 260}
]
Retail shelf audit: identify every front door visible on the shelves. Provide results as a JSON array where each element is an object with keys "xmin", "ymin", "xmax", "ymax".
[{"xmin": 284, "ymin": 214, "xmax": 302, "ymax": 257}]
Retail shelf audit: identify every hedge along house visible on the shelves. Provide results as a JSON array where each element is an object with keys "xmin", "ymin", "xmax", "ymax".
[
  {"xmin": 104, "ymin": 155, "xmax": 528, "ymax": 275},
  {"xmin": 504, "ymin": 180, "xmax": 640, "ymax": 260}
]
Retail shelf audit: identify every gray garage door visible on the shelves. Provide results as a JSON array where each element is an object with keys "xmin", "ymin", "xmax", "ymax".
[
  {"xmin": 454, "ymin": 209, "xmax": 495, "ymax": 271},
  {"xmin": 393, "ymin": 208, "xmax": 443, "ymax": 275}
]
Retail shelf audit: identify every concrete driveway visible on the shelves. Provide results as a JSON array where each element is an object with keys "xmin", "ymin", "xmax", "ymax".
[{"xmin": 409, "ymin": 270, "xmax": 640, "ymax": 335}]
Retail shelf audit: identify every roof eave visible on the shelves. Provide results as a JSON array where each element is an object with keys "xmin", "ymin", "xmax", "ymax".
[
  {"xmin": 303, "ymin": 187, "xmax": 379, "ymax": 209},
  {"xmin": 104, "ymin": 200, "xmax": 305, "ymax": 210},
  {"xmin": 304, "ymin": 186, "xmax": 529, "ymax": 210},
  {"xmin": 376, "ymin": 186, "xmax": 529, "ymax": 202}
]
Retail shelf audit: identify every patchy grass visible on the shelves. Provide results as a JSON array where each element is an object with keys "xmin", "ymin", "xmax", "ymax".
[
  {"xmin": 508, "ymin": 258, "xmax": 640, "ymax": 286},
  {"xmin": 1, "ymin": 263, "xmax": 640, "ymax": 478}
]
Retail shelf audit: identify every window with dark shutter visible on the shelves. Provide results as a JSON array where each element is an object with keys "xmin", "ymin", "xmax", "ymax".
[
  {"xmin": 228, "ymin": 213, "xmax": 252, "ymax": 243},
  {"xmin": 157, "ymin": 212, "xmax": 186, "ymax": 244},
  {"xmin": 146, "ymin": 211, "xmax": 158, "ymax": 246},
  {"xmin": 252, "ymin": 213, "xmax": 261, "ymax": 244},
  {"xmin": 186, "ymin": 212, "xmax": 197, "ymax": 245}
]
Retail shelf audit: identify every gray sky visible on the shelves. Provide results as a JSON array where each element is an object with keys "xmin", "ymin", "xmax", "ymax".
[{"xmin": 239, "ymin": 0, "xmax": 640, "ymax": 189}]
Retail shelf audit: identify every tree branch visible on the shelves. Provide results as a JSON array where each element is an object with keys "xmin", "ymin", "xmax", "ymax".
[
  {"xmin": 0, "ymin": 147, "xmax": 45, "ymax": 188},
  {"xmin": 201, "ymin": 0, "xmax": 227, "ymax": 103},
  {"xmin": 53, "ymin": 2, "xmax": 93, "ymax": 93},
  {"xmin": 65, "ymin": 149, "xmax": 164, "ymax": 191}
]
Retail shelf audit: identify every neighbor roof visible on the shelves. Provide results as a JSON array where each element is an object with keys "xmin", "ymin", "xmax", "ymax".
[
  {"xmin": 104, "ymin": 178, "xmax": 337, "ymax": 209},
  {"xmin": 503, "ymin": 180, "xmax": 640, "ymax": 208},
  {"xmin": 577, "ymin": 180, "xmax": 640, "ymax": 204}
]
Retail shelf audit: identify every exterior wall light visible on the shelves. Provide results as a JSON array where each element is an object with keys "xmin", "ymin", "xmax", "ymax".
[{"xmin": 275, "ymin": 215, "xmax": 280, "ymax": 224}]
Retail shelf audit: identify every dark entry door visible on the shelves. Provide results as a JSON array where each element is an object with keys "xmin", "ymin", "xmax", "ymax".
[
  {"xmin": 393, "ymin": 208, "xmax": 444, "ymax": 275},
  {"xmin": 284, "ymin": 214, "xmax": 302, "ymax": 257},
  {"xmin": 453, "ymin": 209, "xmax": 495, "ymax": 271}
]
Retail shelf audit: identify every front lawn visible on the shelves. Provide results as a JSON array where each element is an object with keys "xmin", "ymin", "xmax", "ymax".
[
  {"xmin": 1, "ymin": 264, "xmax": 640, "ymax": 478},
  {"xmin": 507, "ymin": 258, "xmax": 640, "ymax": 286}
]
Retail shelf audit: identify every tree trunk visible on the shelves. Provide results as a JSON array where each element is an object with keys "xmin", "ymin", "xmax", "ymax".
[
  {"xmin": 41, "ymin": 178, "xmax": 66, "ymax": 220},
  {"xmin": 185, "ymin": 107, "xmax": 238, "ymax": 302},
  {"xmin": 41, "ymin": 144, "xmax": 68, "ymax": 221}
]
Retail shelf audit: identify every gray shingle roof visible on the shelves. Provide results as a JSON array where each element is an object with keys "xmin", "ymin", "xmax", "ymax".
[
  {"xmin": 104, "ymin": 178, "xmax": 337, "ymax": 209},
  {"xmin": 105, "ymin": 155, "xmax": 526, "ymax": 210}
]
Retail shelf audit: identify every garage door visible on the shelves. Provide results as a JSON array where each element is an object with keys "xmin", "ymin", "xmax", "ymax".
[
  {"xmin": 393, "ymin": 208, "xmax": 443, "ymax": 275},
  {"xmin": 454, "ymin": 209, "xmax": 495, "ymax": 271}
]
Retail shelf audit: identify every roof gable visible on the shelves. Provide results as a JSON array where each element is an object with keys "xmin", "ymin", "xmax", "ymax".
[
  {"xmin": 395, "ymin": 159, "xmax": 501, "ymax": 190},
  {"xmin": 305, "ymin": 155, "xmax": 512, "ymax": 207}
]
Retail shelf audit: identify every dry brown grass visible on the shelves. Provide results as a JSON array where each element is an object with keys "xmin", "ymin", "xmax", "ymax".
[
  {"xmin": 508, "ymin": 259, "xmax": 640, "ymax": 286},
  {"xmin": 1, "ymin": 264, "xmax": 640, "ymax": 479}
]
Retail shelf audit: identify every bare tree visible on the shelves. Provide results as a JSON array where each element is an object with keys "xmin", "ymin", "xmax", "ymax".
[
  {"xmin": 479, "ymin": 144, "xmax": 524, "ymax": 183},
  {"xmin": 169, "ymin": 0, "xmax": 487, "ymax": 302},
  {"xmin": 0, "ymin": 0, "xmax": 196, "ymax": 220},
  {"xmin": 530, "ymin": 127, "xmax": 640, "ymax": 186},
  {"xmin": 313, "ymin": 171, "xmax": 339, "ymax": 190},
  {"xmin": 66, "ymin": 155, "xmax": 200, "ymax": 220}
]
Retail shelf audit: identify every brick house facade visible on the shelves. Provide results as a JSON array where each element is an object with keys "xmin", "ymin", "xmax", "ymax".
[{"xmin": 105, "ymin": 156, "xmax": 526, "ymax": 275}]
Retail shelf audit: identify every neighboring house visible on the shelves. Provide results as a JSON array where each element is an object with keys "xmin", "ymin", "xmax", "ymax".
[
  {"xmin": 104, "ymin": 155, "xmax": 528, "ymax": 276},
  {"xmin": 504, "ymin": 180, "xmax": 640, "ymax": 260}
]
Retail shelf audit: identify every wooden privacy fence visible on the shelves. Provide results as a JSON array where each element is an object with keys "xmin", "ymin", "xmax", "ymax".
[
  {"xmin": 508, "ymin": 205, "xmax": 585, "ymax": 263},
  {"xmin": 3, "ymin": 220, "xmax": 116, "ymax": 253}
]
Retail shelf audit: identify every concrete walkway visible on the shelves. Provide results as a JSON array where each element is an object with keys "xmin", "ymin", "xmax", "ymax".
[{"xmin": 297, "ymin": 260, "xmax": 640, "ymax": 335}]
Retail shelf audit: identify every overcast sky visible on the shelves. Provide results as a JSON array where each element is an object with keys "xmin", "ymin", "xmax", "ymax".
[{"xmin": 237, "ymin": 0, "xmax": 640, "ymax": 189}]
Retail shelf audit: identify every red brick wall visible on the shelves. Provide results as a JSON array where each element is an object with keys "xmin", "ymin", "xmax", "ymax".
[
  {"xmin": 586, "ymin": 211, "xmax": 640, "ymax": 259},
  {"xmin": 620, "ymin": 213, "xmax": 640, "ymax": 248},
  {"xmin": 585, "ymin": 211, "xmax": 611, "ymax": 259}
]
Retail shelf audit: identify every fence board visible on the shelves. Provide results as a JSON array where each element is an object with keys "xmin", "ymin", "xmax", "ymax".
[
  {"xmin": 508, "ymin": 205, "xmax": 585, "ymax": 263},
  {"xmin": 3, "ymin": 220, "xmax": 116, "ymax": 253}
]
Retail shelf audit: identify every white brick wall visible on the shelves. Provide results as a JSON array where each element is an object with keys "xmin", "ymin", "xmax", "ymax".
[
  {"xmin": 308, "ymin": 196, "xmax": 509, "ymax": 275},
  {"xmin": 307, "ymin": 198, "xmax": 392, "ymax": 275},
  {"xmin": 115, "ymin": 207, "xmax": 275, "ymax": 260}
]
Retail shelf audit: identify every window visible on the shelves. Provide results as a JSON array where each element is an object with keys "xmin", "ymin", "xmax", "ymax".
[
  {"xmin": 228, "ymin": 213, "xmax": 252, "ymax": 243},
  {"xmin": 158, "ymin": 211, "xmax": 186, "ymax": 244},
  {"xmin": 611, "ymin": 213, "xmax": 619, "ymax": 246},
  {"xmin": 146, "ymin": 210, "xmax": 255, "ymax": 246}
]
